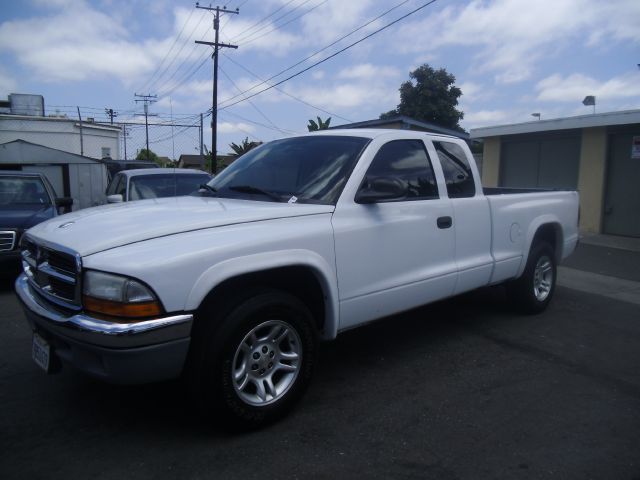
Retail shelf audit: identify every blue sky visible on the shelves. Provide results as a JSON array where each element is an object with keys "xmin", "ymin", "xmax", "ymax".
[{"xmin": 1, "ymin": 0, "xmax": 639, "ymax": 159}]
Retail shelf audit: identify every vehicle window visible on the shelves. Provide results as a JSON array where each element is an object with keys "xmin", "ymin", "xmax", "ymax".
[
  {"xmin": 129, "ymin": 174, "xmax": 210, "ymax": 200},
  {"xmin": 0, "ymin": 177, "xmax": 50, "ymax": 205},
  {"xmin": 115, "ymin": 175, "xmax": 126, "ymax": 197},
  {"xmin": 209, "ymin": 136, "xmax": 370, "ymax": 204},
  {"xmin": 433, "ymin": 141, "xmax": 475, "ymax": 198},
  {"xmin": 106, "ymin": 174, "xmax": 122, "ymax": 196},
  {"xmin": 360, "ymin": 140, "xmax": 438, "ymax": 200}
]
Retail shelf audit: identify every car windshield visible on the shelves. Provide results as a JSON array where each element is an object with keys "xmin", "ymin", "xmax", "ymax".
[
  {"xmin": 0, "ymin": 176, "xmax": 51, "ymax": 206},
  {"xmin": 207, "ymin": 135, "xmax": 370, "ymax": 204},
  {"xmin": 129, "ymin": 173, "xmax": 211, "ymax": 200}
]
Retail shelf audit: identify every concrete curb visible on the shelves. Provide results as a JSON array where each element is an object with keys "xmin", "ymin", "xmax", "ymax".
[{"xmin": 558, "ymin": 266, "xmax": 640, "ymax": 306}]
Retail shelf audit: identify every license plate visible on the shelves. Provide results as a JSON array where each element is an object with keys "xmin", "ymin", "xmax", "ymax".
[{"xmin": 32, "ymin": 333, "xmax": 51, "ymax": 373}]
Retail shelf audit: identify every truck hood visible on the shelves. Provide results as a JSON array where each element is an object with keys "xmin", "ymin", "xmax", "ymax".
[{"xmin": 26, "ymin": 196, "xmax": 334, "ymax": 256}]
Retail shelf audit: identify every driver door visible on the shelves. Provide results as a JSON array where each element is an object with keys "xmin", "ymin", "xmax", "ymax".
[{"xmin": 332, "ymin": 139, "xmax": 457, "ymax": 330}]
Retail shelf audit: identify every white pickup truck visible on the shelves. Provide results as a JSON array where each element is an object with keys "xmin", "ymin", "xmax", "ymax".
[{"xmin": 16, "ymin": 129, "xmax": 579, "ymax": 428}]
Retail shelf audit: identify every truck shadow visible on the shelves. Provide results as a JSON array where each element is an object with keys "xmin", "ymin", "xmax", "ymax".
[{"xmin": 43, "ymin": 285, "xmax": 513, "ymax": 437}]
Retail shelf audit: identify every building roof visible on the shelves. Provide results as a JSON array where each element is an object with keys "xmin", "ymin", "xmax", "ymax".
[
  {"xmin": 470, "ymin": 109, "xmax": 640, "ymax": 139},
  {"xmin": 0, "ymin": 113, "xmax": 122, "ymax": 131},
  {"xmin": 178, "ymin": 154, "xmax": 205, "ymax": 168},
  {"xmin": 331, "ymin": 115, "xmax": 469, "ymax": 139},
  {"xmin": 0, "ymin": 139, "xmax": 103, "ymax": 164}
]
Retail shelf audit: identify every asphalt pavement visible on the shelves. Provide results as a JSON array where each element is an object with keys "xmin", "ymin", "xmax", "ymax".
[{"xmin": 1, "ymin": 243, "xmax": 639, "ymax": 480}]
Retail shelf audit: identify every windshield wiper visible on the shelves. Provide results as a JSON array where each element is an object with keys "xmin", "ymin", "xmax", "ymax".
[
  {"xmin": 228, "ymin": 185, "xmax": 283, "ymax": 202},
  {"xmin": 198, "ymin": 184, "xmax": 218, "ymax": 196}
]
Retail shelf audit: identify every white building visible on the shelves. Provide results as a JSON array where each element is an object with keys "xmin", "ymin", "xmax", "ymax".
[{"xmin": 0, "ymin": 114, "xmax": 121, "ymax": 160}]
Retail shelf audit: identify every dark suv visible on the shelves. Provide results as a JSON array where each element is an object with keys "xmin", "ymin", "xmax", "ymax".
[{"xmin": 0, "ymin": 171, "xmax": 72, "ymax": 271}]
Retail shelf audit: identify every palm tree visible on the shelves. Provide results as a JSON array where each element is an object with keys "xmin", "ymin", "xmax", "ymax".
[
  {"xmin": 307, "ymin": 116, "xmax": 331, "ymax": 131},
  {"xmin": 229, "ymin": 137, "xmax": 261, "ymax": 156}
]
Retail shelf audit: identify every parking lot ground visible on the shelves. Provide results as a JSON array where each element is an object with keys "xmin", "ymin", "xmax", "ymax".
[{"xmin": 1, "ymin": 245, "xmax": 639, "ymax": 480}]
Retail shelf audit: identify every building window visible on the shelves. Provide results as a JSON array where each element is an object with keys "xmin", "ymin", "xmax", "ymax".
[{"xmin": 101, "ymin": 147, "xmax": 111, "ymax": 159}]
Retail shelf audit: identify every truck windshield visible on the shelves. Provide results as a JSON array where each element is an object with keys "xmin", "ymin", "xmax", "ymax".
[
  {"xmin": 0, "ymin": 176, "xmax": 51, "ymax": 206},
  {"xmin": 207, "ymin": 135, "xmax": 370, "ymax": 204},
  {"xmin": 130, "ymin": 173, "xmax": 212, "ymax": 200}
]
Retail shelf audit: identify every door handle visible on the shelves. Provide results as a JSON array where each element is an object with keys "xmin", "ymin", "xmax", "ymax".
[{"xmin": 437, "ymin": 216, "xmax": 452, "ymax": 229}]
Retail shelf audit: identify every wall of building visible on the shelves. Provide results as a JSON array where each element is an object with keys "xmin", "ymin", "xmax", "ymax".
[
  {"xmin": 577, "ymin": 127, "xmax": 607, "ymax": 233},
  {"xmin": 0, "ymin": 116, "xmax": 120, "ymax": 159},
  {"xmin": 480, "ymin": 136, "xmax": 501, "ymax": 187}
]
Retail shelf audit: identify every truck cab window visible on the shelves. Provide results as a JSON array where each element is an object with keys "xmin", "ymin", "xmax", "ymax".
[
  {"xmin": 433, "ymin": 141, "xmax": 475, "ymax": 198},
  {"xmin": 362, "ymin": 140, "xmax": 438, "ymax": 200}
]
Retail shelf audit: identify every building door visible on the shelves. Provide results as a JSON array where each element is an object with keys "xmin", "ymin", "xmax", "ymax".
[
  {"xmin": 500, "ymin": 134, "xmax": 580, "ymax": 189},
  {"xmin": 603, "ymin": 131, "xmax": 640, "ymax": 237}
]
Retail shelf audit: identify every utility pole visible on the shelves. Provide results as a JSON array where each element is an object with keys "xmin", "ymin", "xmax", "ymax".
[
  {"xmin": 105, "ymin": 108, "xmax": 118, "ymax": 125},
  {"xmin": 195, "ymin": 3, "xmax": 239, "ymax": 174},
  {"xmin": 123, "ymin": 124, "xmax": 128, "ymax": 160},
  {"xmin": 200, "ymin": 112, "xmax": 204, "ymax": 167},
  {"xmin": 76, "ymin": 106, "xmax": 84, "ymax": 156},
  {"xmin": 134, "ymin": 93, "xmax": 157, "ymax": 159}
]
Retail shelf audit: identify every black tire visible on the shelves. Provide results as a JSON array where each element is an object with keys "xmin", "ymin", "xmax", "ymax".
[
  {"xmin": 507, "ymin": 241, "xmax": 557, "ymax": 314},
  {"xmin": 187, "ymin": 288, "xmax": 318, "ymax": 430}
]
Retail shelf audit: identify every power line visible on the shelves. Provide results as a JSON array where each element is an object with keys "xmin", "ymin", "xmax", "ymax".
[
  {"xmin": 240, "ymin": 0, "xmax": 328, "ymax": 47},
  {"xmin": 222, "ymin": 109, "xmax": 302, "ymax": 135},
  {"xmin": 222, "ymin": 53, "xmax": 352, "ymax": 122},
  {"xmin": 219, "ymin": 65, "xmax": 288, "ymax": 134},
  {"xmin": 229, "ymin": 0, "xmax": 297, "ymax": 42},
  {"xmin": 148, "ymin": 11, "xmax": 209, "ymax": 94},
  {"xmin": 218, "ymin": 0, "xmax": 413, "ymax": 106},
  {"xmin": 233, "ymin": 0, "xmax": 315, "ymax": 44},
  {"xmin": 219, "ymin": 0, "xmax": 437, "ymax": 110},
  {"xmin": 138, "ymin": 7, "xmax": 195, "ymax": 93}
]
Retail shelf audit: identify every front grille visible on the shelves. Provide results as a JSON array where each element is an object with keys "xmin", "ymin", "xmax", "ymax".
[
  {"xmin": 0, "ymin": 231, "xmax": 16, "ymax": 252},
  {"xmin": 22, "ymin": 237, "xmax": 82, "ymax": 310}
]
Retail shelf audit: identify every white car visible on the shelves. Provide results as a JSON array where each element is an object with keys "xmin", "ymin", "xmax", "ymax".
[
  {"xmin": 17, "ymin": 129, "xmax": 579, "ymax": 429},
  {"xmin": 105, "ymin": 168, "xmax": 212, "ymax": 203}
]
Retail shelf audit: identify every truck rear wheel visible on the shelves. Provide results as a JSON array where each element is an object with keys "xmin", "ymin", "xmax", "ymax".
[
  {"xmin": 507, "ymin": 242, "xmax": 557, "ymax": 314},
  {"xmin": 188, "ymin": 289, "xmax": 317, "ymax": 430}
]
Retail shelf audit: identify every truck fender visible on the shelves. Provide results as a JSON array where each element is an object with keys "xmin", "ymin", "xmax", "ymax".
[
  {"xmin": 184, "ymin": 249, "xmax": 341, "ymax": 340},
  {"xmin": 517, "ymin": 215, "xmax": 563, "ymax": 277}
]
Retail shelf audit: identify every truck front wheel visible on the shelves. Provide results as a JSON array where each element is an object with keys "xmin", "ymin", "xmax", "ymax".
[
  {"xmin": 188, "ymin": 289, "xmax": 317, "ymax": 429},
  {"xmin": 507, "ymin": 242, "xmax": 557, "ymax": 314}
]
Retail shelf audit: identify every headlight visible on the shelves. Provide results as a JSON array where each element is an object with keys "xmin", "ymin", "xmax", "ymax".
[{"xmin": 82, "ymin": 271, "xmax": 163, "ymax": 319}]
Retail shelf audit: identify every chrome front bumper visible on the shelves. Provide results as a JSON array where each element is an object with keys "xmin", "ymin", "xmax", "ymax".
[
  {"xmin": 15, "ymin": 273, "xmax": 194, "ymax": 384},
  {"xmin": 15, "ymin": 273, "xmax": 193, "ymax": 348}
]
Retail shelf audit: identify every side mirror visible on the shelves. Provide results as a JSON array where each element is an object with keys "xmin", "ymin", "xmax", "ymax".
[
  {"xmin": 355, "ymin": 177, "xmax": 406, "ymax": 204},
  {"xmin": 107, "ymin": 194, "xmax": 124, "ymax": 203},
  {"xmin": 55, "ymin": 197, "xmax": 73, "ymax": 213}
]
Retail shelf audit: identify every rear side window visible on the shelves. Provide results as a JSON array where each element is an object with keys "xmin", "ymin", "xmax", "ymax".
[
  {"xmin": 433, "ymin": 141, "xmax": 475, "ymax": 198},
  {"xmin": 362, "ymin": 140, "xmax": 438, "ymax": 200},
  {"xmin": 106, "ymin": 174, "xmax": 123, "ymax": 196}
]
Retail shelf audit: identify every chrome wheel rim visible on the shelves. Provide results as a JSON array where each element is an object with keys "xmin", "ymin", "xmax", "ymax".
[
  {"xmin": 533, "ymin": 255, "xmax": 553, "ymax": 301},
  {"xmin": 232, "ymin": 320, "xmax": 302, "ymax": 407}
]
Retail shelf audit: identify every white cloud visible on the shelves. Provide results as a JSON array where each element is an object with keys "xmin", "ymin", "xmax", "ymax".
[
  {"xmin": 0, "ymin": 1, "xmax": 301, "ymax": 87},
  {"xmin": 0, "ymin": 69, "xmax": 17, "ymax": 93},
  {"xmin": 463, "ymin": 109, "xmax": 511, "ymax": 127},
  {"xmin": 337, "ymin": 63, "xmax": 399, "ymax": 80},
  {"xmin": 458, "ymin": 81, "xmax": 483, "ymax": 102},
  {"xmin": 395, "ymin": 0, "xmax": 640, "ymax": 84},
  {"xmin": 217, "ymin": 121, "xmax": 255, "ymax": 134},
  {"xmin": 300, "ymin": 0, "xmax": 377, "ymax": 44},
  {"xmin": 536, "ymin": 73, "xmax": 640, "ymax": 102}
]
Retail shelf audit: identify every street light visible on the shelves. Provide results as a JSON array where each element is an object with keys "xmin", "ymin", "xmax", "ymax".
[
  {"xmin": 582, "ymin": 95, "xmax": 596, "ymax": 114},
  {"xmin": 531, "ymin": 113, "xmax": 541, "ymax": 120}
]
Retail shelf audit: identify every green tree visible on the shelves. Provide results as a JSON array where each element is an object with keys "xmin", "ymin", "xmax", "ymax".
[
  {"xmin": 136, "ymin": 148, "xmax": 159, "ymax": 162},
  {"xmin": 229, "ymin": 137, "xmax": 261, "ymax": 156},
  {"xmin": 307, "ymin": 116, "xmax": 331, "ymax": 131},
  {"xmin": 380, "ymin": 64, "xmax": 464, "ymax": 131}
]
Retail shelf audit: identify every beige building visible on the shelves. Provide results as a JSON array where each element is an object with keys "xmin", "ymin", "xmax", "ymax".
[{"xmin": 471, "ymin": 110, "xmax": 640, "ymax": 238}]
